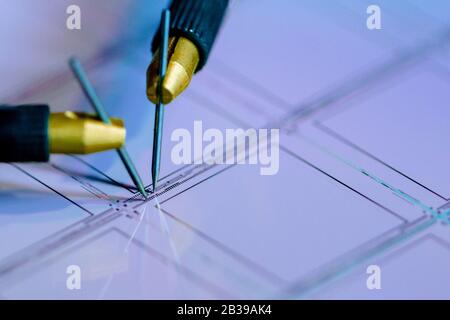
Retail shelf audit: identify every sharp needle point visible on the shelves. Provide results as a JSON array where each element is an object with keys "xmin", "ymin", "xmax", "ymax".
[
  {"xmin": 69, "ymin": 57, "xmax": 148, "ymax": 199},
  {"xmin": 151, "ymin": 10, "xmax": 170, "ymax": 193}
]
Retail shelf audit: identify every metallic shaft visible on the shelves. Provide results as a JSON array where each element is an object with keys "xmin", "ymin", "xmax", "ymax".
[
  {"xmin": 69, "ymin": 57, "xmax": 148, "ymax": 199},
  {"xmin": 151, "ymin": 9, "xmax": 171, "ymax": 193}
]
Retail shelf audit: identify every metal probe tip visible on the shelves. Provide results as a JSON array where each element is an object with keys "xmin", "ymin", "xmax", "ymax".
[
  {"xmin": 48, "ymin": 112, "xmax": 126, "ymax": 154},
  {"xmin": 151, "ymin": 9, "xmax": 171, "ymax": 193},
  {"xmin": 69, "ymin": 57, "xmax": 148, "ymax": 199},
  {"xmin": 146, "ymin": 36, "xmax": 200, "ymax": 105}
]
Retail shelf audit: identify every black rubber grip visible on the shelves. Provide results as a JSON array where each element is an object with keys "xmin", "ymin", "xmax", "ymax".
[
  {"xmin": 152, "ymin": 0, "xmax": 229, "ymax": 71},
  {"xmin": 0, "ymin": 104, "xmax": 49, "ymax": 162}
]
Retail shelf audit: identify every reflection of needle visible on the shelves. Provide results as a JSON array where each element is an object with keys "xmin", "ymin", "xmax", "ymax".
[
  {"xmin": 97, "ymin": 273, "xmax": 114, "ymax": 300},
  {"xmin": 154, "ymin": 197, "xmax": 186, "ymax": 297},
  {"xmin": 125, "ymin": 203, "xmax": 149, "ymax": 253},
  {"xmin": 99, "ymin": 204, "xmax": 149, "ymax": 299},
  {"xmin": 98, "ymin": 203, "xmax": 149, "ymax": 299},
  {"xmin": 97, "ymin": 204, "xmax": 147, "ymax": 300},
  {"xmin": 154, "ymin": 197, "xmax": 180, "ymax": 264}
]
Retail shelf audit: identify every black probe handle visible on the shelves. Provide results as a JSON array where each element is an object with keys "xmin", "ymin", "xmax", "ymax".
[
  {"xmin": 152, "ymin": 0, "xmax": 229, "ymax": 71},
  {"xmin": 0, "ymin": 104, "xmax": 49, "ymax": 162}
]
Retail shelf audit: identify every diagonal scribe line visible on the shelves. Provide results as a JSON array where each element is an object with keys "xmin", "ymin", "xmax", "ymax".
[
  {"xmin": 159, "ymin": 164, "xmax": 236, "ymax": 205},
  {"xmin": 69, "ymin": 155, "xmax": 136, "ymax": 194},
  {"xmin": 281, "ymin": 216, "xmax": 436, "ymax": 298},
  {"xmin": 49, "ymin": 163, "xmax": 111, "ymax": 201},
  {"xmin": 152, "ymin": 139, "xmax": 263, "ymax": 206},
  {"xmin": 292, "ymin": 134, "xmax": 450, "ymax": 222},
  {"xmin": 124, "ymin": 202, "xmax": 149, "ymax": 252},
  {"xmin": 280, "ymin": 146, "xmax": 409, "ymax": 224},
  {"xmin": 9, "ymin": 163, "xmax": 94, "ymax": 216},
  {"xmin": 159, "ymin": 207, "xmax": 288, "ymax": 286},
  {"xmin": 272, "ymin": 32, "xmax": 448, "ymax": 129},
  {"xmin": 314, "ymin": 121, "xmax": 448, "ymax": 201},
  {"xmin": 128, "ymin": 164, "xmax": 193, "ymax": 198}
]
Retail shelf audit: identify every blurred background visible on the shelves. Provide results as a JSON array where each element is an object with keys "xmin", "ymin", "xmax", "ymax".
[{"xmin": 0, "ymin": 0, "xmax": 450, "ymax": 299}]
